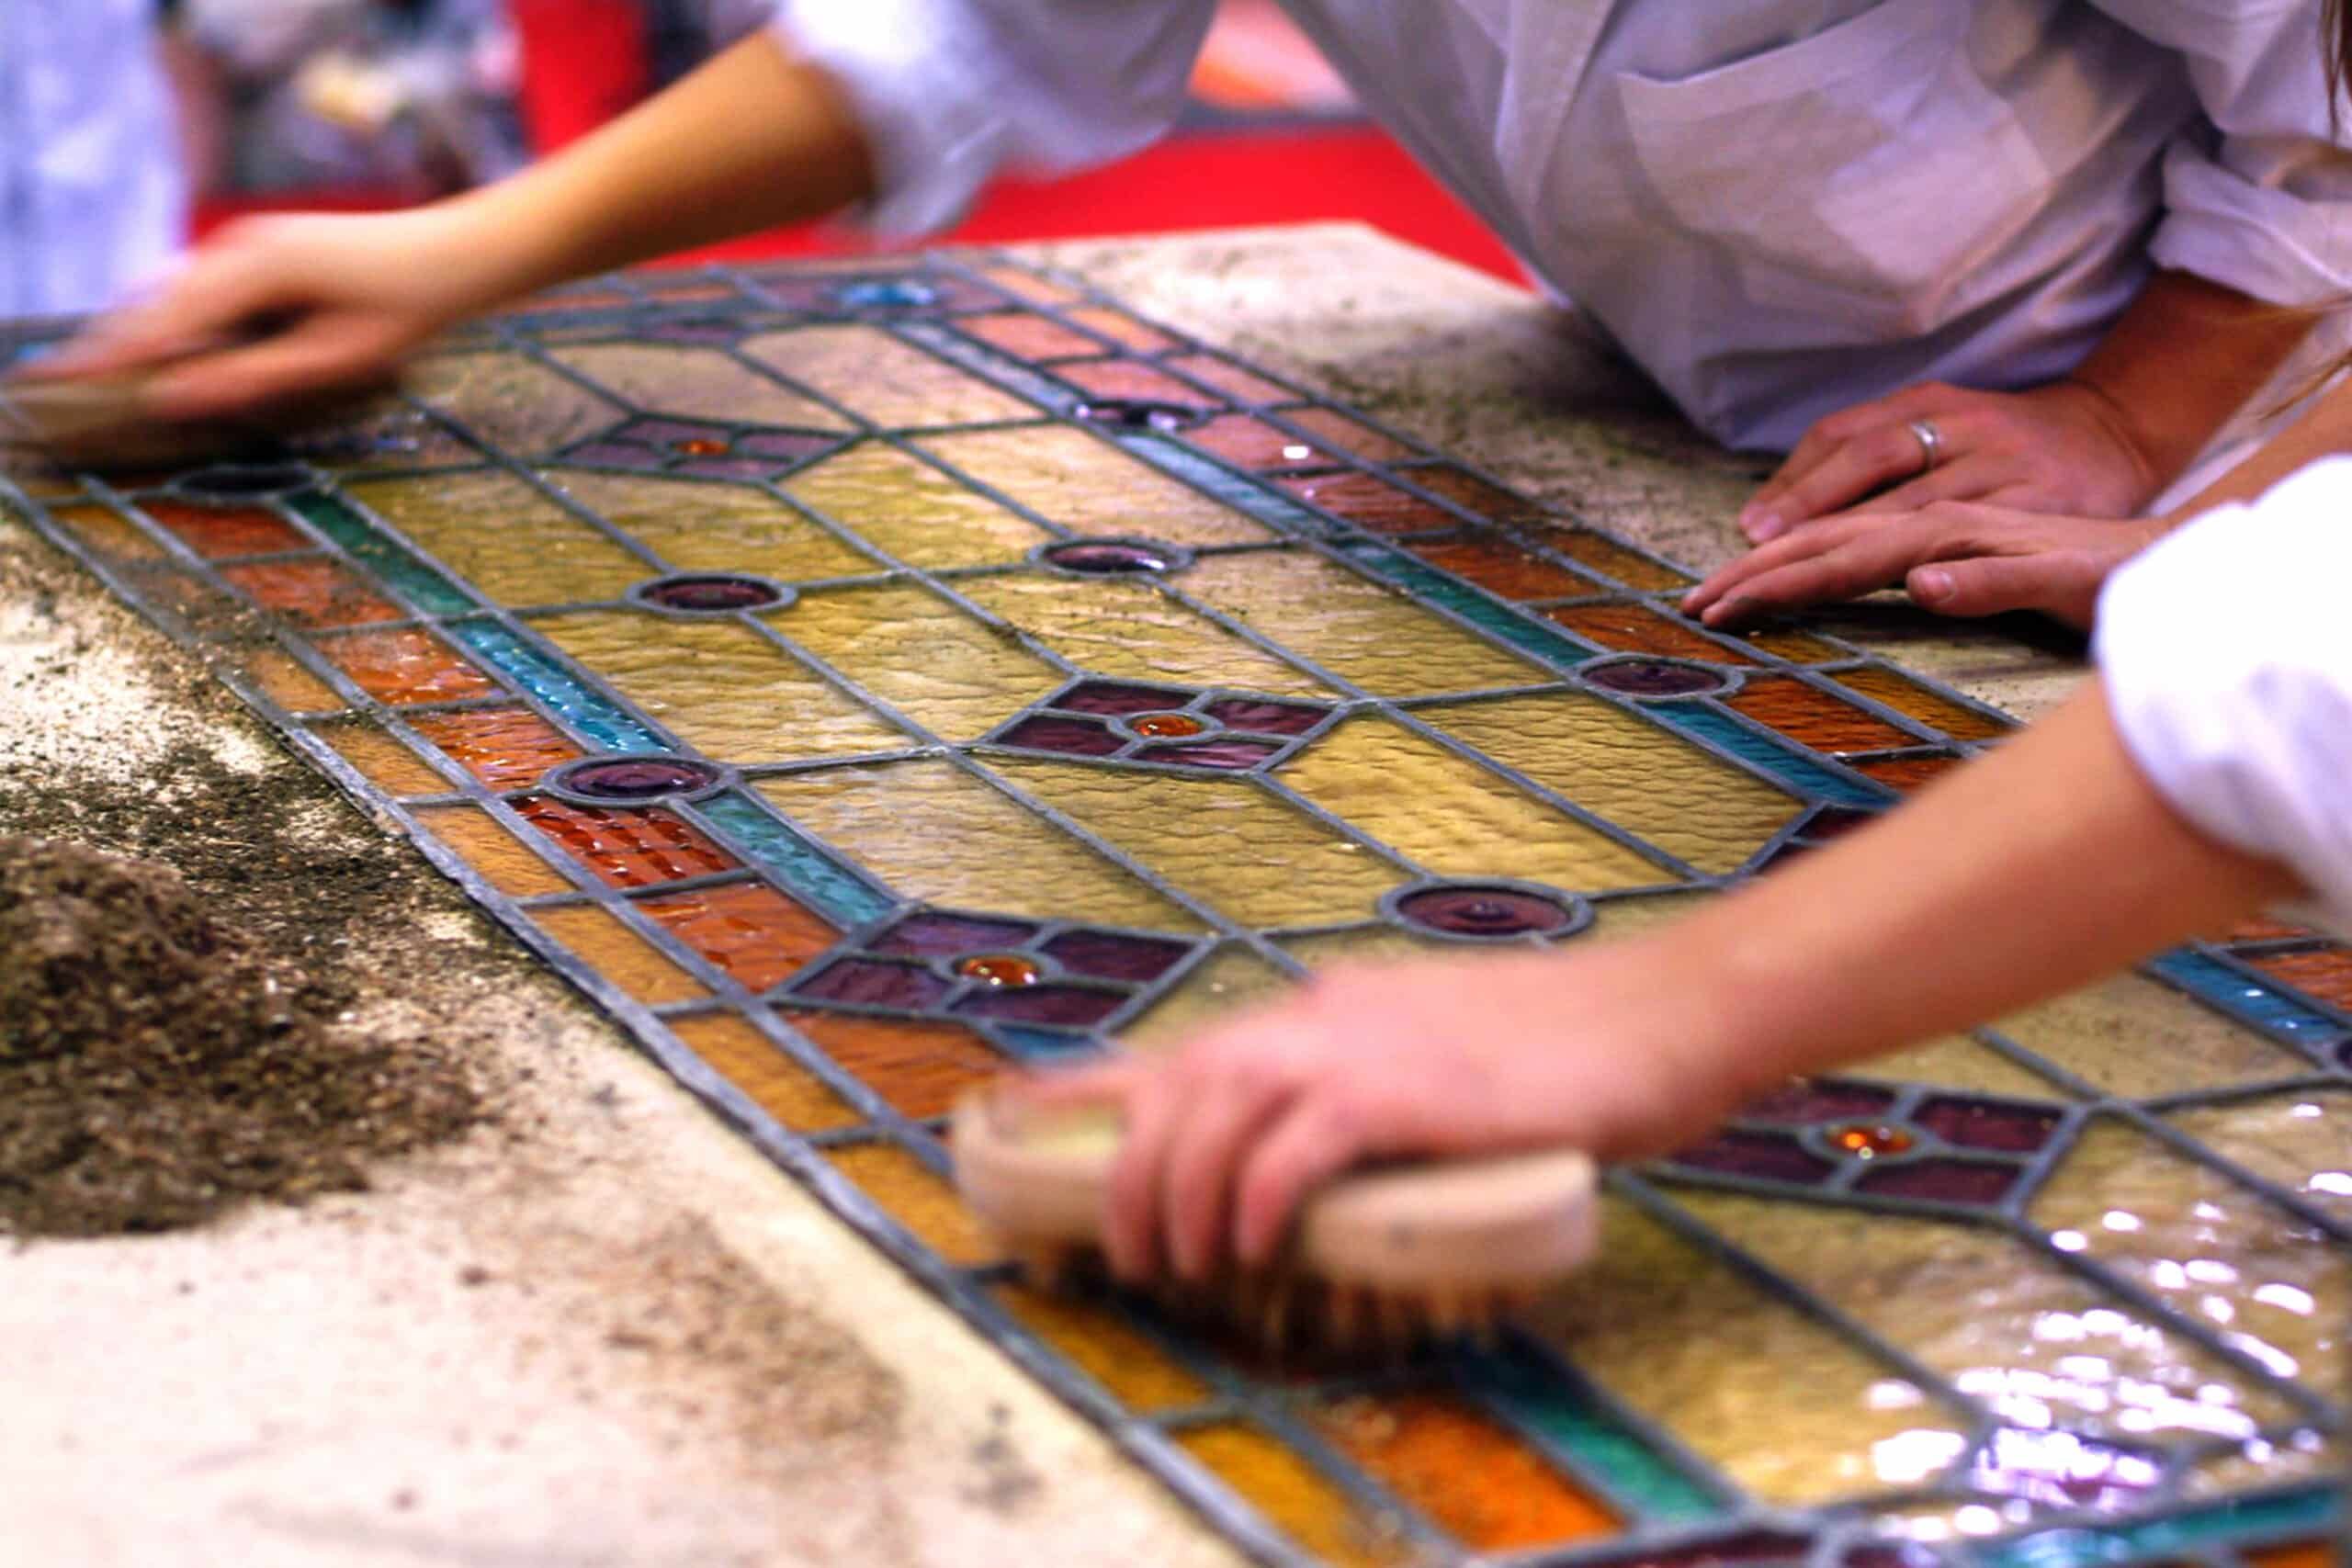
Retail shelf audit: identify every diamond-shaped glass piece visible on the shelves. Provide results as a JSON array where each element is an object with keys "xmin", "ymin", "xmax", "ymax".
[
  {"xmin": 1040, "ymin": 930, "xmax": 1192, "ymax": 982},
  {"xmin": 872, "ymin": 911, "xmax": 1040, "ymax": 958}
]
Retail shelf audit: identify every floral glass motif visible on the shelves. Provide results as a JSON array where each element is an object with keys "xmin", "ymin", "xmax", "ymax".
[{"xmin": 7, "ymin": 254, "xmax": 2342, "ymax": 1568}]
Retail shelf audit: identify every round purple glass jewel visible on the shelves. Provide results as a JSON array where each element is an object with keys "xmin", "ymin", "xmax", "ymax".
[
  {"xmin": 1581, "ymin": 659, "xmax": 1730, "ymax": 699},
  {"xmin": 1042, "ymin": 540, "xmax": 1176, "ymax": 575},
  {"xmin": 558, "ymin": 758, "xmax": 718, "ymax": 799},
  {"xmin": 641, "ymin": 574, "xmax": 784, "ymax": 612},
  {"xmin": 1394, "ymin": 886, "xmax": 1577, "ymax": 939},
  {"xmin": 1071, "ymin": 400, "xmax": 1205, "ymax": 434}
]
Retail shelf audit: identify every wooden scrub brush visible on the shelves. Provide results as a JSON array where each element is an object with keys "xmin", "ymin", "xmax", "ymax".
[{"xmin": 951, "ymin": 1089, "xmax": 1600, "ymax": 1356}]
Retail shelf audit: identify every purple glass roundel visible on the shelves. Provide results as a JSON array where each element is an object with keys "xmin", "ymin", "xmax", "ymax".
[
  {"xmin": 1394, "ymin": 885, "xmax": 1580, "ymax": 940},
  {"xmin": 1581, "ymin": 659, "xmax": 1730, "ymax": 699},
  {"xmin": 641, "ymin": 574, "xmax": 785, "ymax": 612},
  {"xmin": 556, "ymin": 757, "xmax": 720, "ymax": 800},
  {"xmin": 1042, "ymin": 539, "xmax": 1178, "ymax": 575},
  {"xmin": 1072, "ymin": 399, "xmax": 1206, "ymax": 434}
]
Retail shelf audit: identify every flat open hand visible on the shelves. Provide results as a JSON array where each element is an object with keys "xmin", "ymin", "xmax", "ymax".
[
  {"xmin": 1737, "ymin": 378, "xmax": 2163, "ymax": 544},
  {"xmin": 1684, "ymin": 500, "xmax": 2163, "ymax": 631}
]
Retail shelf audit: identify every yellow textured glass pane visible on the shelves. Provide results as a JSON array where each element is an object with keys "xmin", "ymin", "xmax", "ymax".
[
  {"xmin": 918, "ymin": 426, "xmax": 1272, "ymax": 547},
  {"xmin": 755, "ymin": 761, "xmax": 1202, "ymax": 931},
  {"xmin": 1996, "ymin": 974, "xmax": 2307, "ymax": 1098},
  {"xmin": 1584, "ymin": 890, "xmax": 1713, "ymax": 941},
  {"xmin": 1862, "ymin": 1035, "xmax": 2075, "ymax": 1100},
  {"xmin": 1426, "ymin": 694, "xmax": 1804, "ymax": 874},
  {"xmin": 782, "ymin": 583, "xmax": 1064, "ymax": 741},
  {"xmin": 1281, "ymin": 716, "xmax": 1670, "ymax": 892},
  {"xmin": 2030, "ymin": 1116, "xmax": 2346, "ymax": 1400},
  {"xmin": 785, "ymin": 443, "xmax": 1050, "ymax": 569},
  {"xmin": 2167, "ymin": 1089, "xmax": 2352, "ymax": 1224},
  {"xmin": 741, "ymin": 325, "xmax": 1035, "ymax": 426},
  {"xmin": 548, "ymin": 343, "xmax": 851, "ymax": 430},
  {"xmin": 1180, "ymin": 550, "xmax": 1548, "ymax": 697},
  {"xmin": 1829, "ymin": 667, "xmax": 2010, "ymax": 742},
  {"xmin": 989, "ymin": 757, "xmax": 1401, "ymax": 928},
  {"xmin": 535, "ymin": 611, "xmax": 908, "ymax": 761},
  {"xmin": 313, "ymin": 721, "xmax": 448, "ymax": 796},
  {"xmin": 993, "ymin": 1285, "xmax": 1209, "ymax": 1414},
  {"xmin": 48, "ymin": 502, "xmax": 164, "ymax": 560},
  {"xmin": 245, "ymin": 649, "xmax": 343, "ymax": 713},
  {"xmin": 348, "ymin": 470, "xmax": 650, "ymax": 605},
  {"xmin": 1525, "ymin": 526, "xmax": 1693, "ymax": 590},
  {"xmin": 828, "ymin": 1143, "xmax": 999, "ymax": 1266},
  {"xmin": 669, "ymin": 1012, "xmax": 857, "ymax": 1133},
  {"xmin": 1518, "ymin": 1198, "xmax": 1970, "ymax": 1506},
  {"xmin": 531, "ymin": 904, "xmax": 707, "ymax": 1003},
  {"xmin": 543, "ymin": 468, "xmax": 876, "ymax": 581},
  {"xmin": 1741, "ymin": 626, "xmax": 1848, "ymax": 663},
  {"xmin": 1278, "ymin": 927, "xmax": 1453, "ymax": 969},
  {"xmin": 1117, "ymin": 945, "xmax": 1295, "ymax": 1050},
  {"xmin": 1174, "ymin": 1425, "xmax": 1409, "ymax": 1568},
  {"xmin": 2186, "ymin": 1440, "xmax": 2341, "ymax": 1502},
  {"xmin": 1681, "ymin": 1190, "xmax": 2301, "ymax": 1440},
  {"xmin": 412, "ymin": 805, "xmax": 572, "ymax": 897},
  {"xmin": 407, "ymin": 348, "xmax": 627, "ymax": 456},
  {"xmin": 959, "ymin": 573, "xmax": 1332, "ymax": 698}
]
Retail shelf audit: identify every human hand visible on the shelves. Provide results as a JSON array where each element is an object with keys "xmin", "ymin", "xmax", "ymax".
[
  {"xmin": 1683, "ymin": 501, "xmax": 2163, "ymax": 632},
  {"xmin": 24, "ymin": 209, "xmax": 507, "ymax": 423},
  {"xmin": 1737, "ymin": 379, "xmax": 2162, "ymax": 545},
  {"xmin": 1012, "ymin": 944, "xmax": 1746, "ymax": 1284}
]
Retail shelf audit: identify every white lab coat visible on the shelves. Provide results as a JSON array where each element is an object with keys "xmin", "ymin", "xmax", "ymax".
[{"xmin": 775, "ymin": 0, "xmax": 2352, "ymax": 462}]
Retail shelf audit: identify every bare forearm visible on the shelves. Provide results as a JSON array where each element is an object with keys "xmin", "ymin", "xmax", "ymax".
[
  {"xmin": 1668, "ymin": 686, "xmax": 2299, "ymax": 1097},
  {"xmin": 2160, "ymin": 373, "xmax": 2352, "ymax": 524}
]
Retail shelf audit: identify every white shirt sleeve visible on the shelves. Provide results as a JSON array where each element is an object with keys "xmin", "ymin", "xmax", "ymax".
[
  {"xmin": 2088, "ymin": 0, "xmax": 2352, "ymax": 308},
  {"xmin": 771, "ymin": 0, "xmax": 1216, "ymax": 236},
  {"xmin": 2096, "ymin": 456, "xmax": 2352, "ymax": 935}
]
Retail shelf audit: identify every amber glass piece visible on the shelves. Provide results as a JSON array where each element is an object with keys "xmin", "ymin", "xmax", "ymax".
[
  {"xmin": 993, "ymin": 1284, "xmax": 1210, "ymax": 1414},
  {"xmin": 407, "ymin": 348, "xmax": 628, "ymax": 457},
  {"xmin": 956, "ymin": 953, "xmax": 1041, "ymax": 987},
  {"xmin": 956, "ymin": 310, "xmax": 1109, "ymax": 360},
  {"xmin": 1129, "ymin": 713, "xmax": 1205, "ymax": 739},
  {"xmin": 670, "ymin": 1011, "xmax": 857, "ymax": 1132},
  {"xmin": 2244, "ymin": 947, "xmax": 2352, "ymax": 1010},
  {"xmin": 511, "ymin": 795, "xmax": 736, "ymax": 887},
  {"xmin": 1551, "ymin": 603, "xmax": 1753, "ymax": 666},
  {"xmin": 1407, "ymin": 531, "xmax": 1603, "ymax": 600},
  {"xmin": 1064, "ymin": 306, "xmax": 1179, "ymax": 352},
  {"xmin": 536, "ymin": 611, "xmax": 908, "ymax": 761},
  {"xmin": 548, "ymin": 468, "xmax": 877, "ymax": 582},
  {"xmin": 1737, "ymin": 626, "xmax": 1848, "ymax": 663},
  {"xmin": 550, "ymin": 342, "xmax": 851, "ymax": 430},
  {"xmin": 783, "ymin": 1010, "xmax": 1006, "ymax": 1121},
  {"xmin": 1427, "ymin": 694, "xmax": 1804, "ymax": 875},
  {"xmin": 141, "ymin": 498, "xmax": 305, "ymax": 558},
  {"xmin": 348, "ymin": 470, "xmax": 654, "ymax": 607},
  {"xmin": 2165, "ymin": 1089, "xmax": 2352, "ymax": 1224},
  {"xmin": 243, "ymin": 648, "xmax": 343, "ymax": 714},
  {"xmin": 1317, "ymin": 1393, "xmax": 1619, "ymax": 1551},
  {"xmin": 1828, "ymin": 668, "xmax": 2010, "ymax": 742},
  {"xmin": 1163, "ymin": 352, "xmax": 1295, "ymax": 404},
  {"xmin": 1726, "ymin": 677, "xmax": 1919, "ymax": 755},
  {"xmin": 1181, "ymin": 550, "xmax": 1546, "ymax": 696},
  {"xmin": 1525, "ymin": 526, "xmax": 1694, "ymax": 591},
  {"xmin": 2214, "ymin": 915, "xmax": 2316, "ymax": 945},
  {"xmin": 1274, "ymin": 407, "xmax": 1419, "ymax": 463},
  {"xmin": 636, "ymin": 881, "xmax": 838, "ymax": 992},
  {"xmin": 313, "ymin": 721, "xmax": 450, "ymax": 796},
  {"xmin": 1118, "ymin": 945, "xmax": 1295, "ymax": 1049},
  {"xmin": 829, "ymin": 1142, "xmax": 999, "ymax": 1265},
  {"xmin": 919, "ymin": 426, "xmax": 1272, "ymax": 547},
  {"xmin": 323, "ymin": 627, "xmax": 499, "ymax": 705},
  {"xmin": 786, "ymin": 443, "xmax": 1052, "ymax": 569},
  {"xmin": 1281, "ymin": 715, "xmax": 1668, "ymax": 892},
  {"xmin": 741, "ymin": 323, "xmax": 1035, "ymax": 426},
  {"xmin": 1827, "ymin": 1123, "xmax": 1914, "ymax": 1158},
  {"xmin": 532, "ymin": 904, "xmax": 707, "ymax": 1003},
  {"xmin": 46, "ymin": 502, "xmax": 166, "ymax": 561},
  {"xmin": 2030, "ymin": 1116, "xmax": 2347, "ymax": 1405},
  {"xmin": 407, "ymin": 707, "xmax": 581, "ymax": 789},
  {"xmin": 957, "ymin": 573, "xmax": 1334, "ymax": 699},
  {"xmin": 783, "ymin": 582, "xmax": 1064, "ymax": 741},
  {"xmin": 1681, "ymin": 1190, "xmax": 2299, "ymax": 1441},
  {"xmin": 1277, "ymin": 469, "xmax": 1458, "ymax": 534},
  {"xmin": 1408, "ymin": 465, "xmax": 1541, "ymax": 520},
  {"xmin": 1185, "ymin": 413, "xmax": 1336, "ymax": 470},
  {"xmin": 220, "ymin": 558, "xmax": 402, "ymax": 628},
  {"xmin": 2248, "ymin": 1545, "xmax": 2339, "ymax": 1568},
  {"xmin": 987, "ymin": 756, "xmax": 1402, "ymax": 928},
  {"xmin": 1175, "ymin": 1424, "xmax": 1410, "ymax": 1568},
  {"xmin": 757, "ymin": 761, "xmax": 1203, "ymax": 932},
  {"xmin": 411, "ymin": 805, "xmax": 573, "ymax": 896},
  {"xmin": 1056, "ymin": 358, "xmax": 1222, "ymax": 408},
  {"xmin": 1851, "ymin": 754, "xmax": 1964, "ymax": 793},
  {"xmin": 1996, "ymin": 972, "xmax": 2305, "ymax": 1098}
]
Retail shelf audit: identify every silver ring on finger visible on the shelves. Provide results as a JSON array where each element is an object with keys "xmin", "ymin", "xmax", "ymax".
[{"xmin": 1907, "ymin": 417, "xmax": 1943, "ymax": 475}]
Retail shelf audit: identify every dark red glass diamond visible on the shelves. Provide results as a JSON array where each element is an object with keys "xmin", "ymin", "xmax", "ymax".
[
  {"xmin": 1395, "ymin": 886, "xmax": 1578, "ymax": 939},
  {"xmin": 678, "ymin": 457, "xmax": 784, "ymax": 480},
  {"xmin": 1041, "ymin": 930, "xmax": 1191, "ymax": 982},
  {"xmin": 1001, "ymin": 715, "xmax": 1125, "ymax": 757},
  {"xmin": 557, "ymin": 757, "xmax": 719, "ymax": 799},
  {"xmin": 955, "ymin": 985, "xmax": 1126, "ymax": 1027},
  {"xmin": 1582, "ymin": 659, "xmax": 1730, "ymax": 699},
  {"xmin": 1201, "ymin": 697, "xmax": 1325, "ymax": 736},
  {"xmin": 1913, "ymin": 1097, "xmax": 2060, "ymax": 1154},
  {"xmin": 1057, "ymin": 681, "xmax": 1194, "ymax": 716},
  {"xmin": 1854, "ymin": 1157, "xmax": 2018, "ymax": 1204},
  {"xmin": 1739, "ymin": 1079, "xmax": 1896, "ymax": 1126},
  {"xmin": 1580, "ymin": 1533, "xmax": 1814, "ymax": 1568},
  {"xmin": 1668, "ymin": 1131, "xmax": 1835, "ymax": 1186},
  {"xmin": 873, "ymin": 911, "xmax": 1039, "ymax": 958},
  {"xmin": 570, "ymin": 441, "xmax": 667, "ymax": 468},
  {"xmin": 736, "ymin": 431, "xmax": 833, "ymax": 461},
  {"xmin": 1135, "ymin": 739, "xmax": 1279, "ymax": 770},
  {"xmin": 1042, "ymin": 540, "xmax": 1178, "ymax": 574},
  {"xmin": 788, "ymin": 958, "xmax": 952, "ymax": 1010},
  {"xmin": 629, "ymin": 419, "xmax": 723, "ymax": 447},
  {"xmin": 642, "ymin": 575, "xmax": 783, "ymax": 612}
]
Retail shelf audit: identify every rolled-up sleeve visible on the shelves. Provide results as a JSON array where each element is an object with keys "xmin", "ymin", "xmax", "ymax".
[
  {"xmin": 773, "ymin": 0, "xmax": 1215, "ymax": 235},
  {"xmin": 2096, "ymin": 456, "xmax": 2352, "ymax": 935},
  {"xmin": 2090, "ymin": 0, "xmax": 2352, "ymax": 306}
]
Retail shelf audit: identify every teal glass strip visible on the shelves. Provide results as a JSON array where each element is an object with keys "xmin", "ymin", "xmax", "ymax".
[
  {"xmin": 1338, "ymin": 539, "xmax": 1600, "ymax": 666},
  {"xmin": 1114, "ymin": 433, "xmax": 1337, "ymax": 538},
  {"xmin": 1450, "ymin": 1341, "xmax": 1722, "ymax": 1522},
  {"xmin": 289, "ymin": 492, "xmax": 474, "ymax": 615},
  {"xmin": 897, "ymin": 321, "xmax": 1081, "ymax": 412},
  {"xmin": 2148, "ymin": 950, "xmax": 2347, "ymax": 1045},
  {"xmin": 1653, "ymin": 704, "xmax": 1890, "ymax": 810},
  {"xmin": 1973, "ymin": 1483, "xmax": 2340, "ymax": 1568},
  {"xmin": 446, "ymin": 619, "xmax": 668, "ymax": 753},
  {"xmin": 698, "ymin": 791, "xmax": 892, "ymax": 928}
]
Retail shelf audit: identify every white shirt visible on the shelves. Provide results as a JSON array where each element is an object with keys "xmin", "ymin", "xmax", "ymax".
[
  {"xmin": 775, "ymin": 0, "xmax": 2352, "ymax": 455},
  {"xmin": 2098, "ymin": 457, "xmax": 2352, "ymax": 937},
  {"xmin": 0, "ymin": 0, "xmax": 187, "ymax": 320}
]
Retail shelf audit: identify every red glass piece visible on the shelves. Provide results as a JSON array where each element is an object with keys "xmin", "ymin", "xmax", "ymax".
[
  {"xmin": 1057, "ymin": 681, "xmax": 1194, "ymax": 716},
  {"xmin": 141, "ymin": 498, "xmax": 305, "ymax": 559},
  {"xmin": 1913, "ymin": 1097, "xmax": 2059, "ymax": 1154},
  {"xmin": 1581, "ymin": 660, "xmax": 1731, "ymax": 699},
  {"xmin": 642, "ymin": 575, "xmax": 783, "ymax": 612},
  {"xmin": 220, "ymin": 558, "xmax": 403, "ymax": 629},
  {"xmin": 639, "ymin": 883, "xmax": 840, "ymax": 991},
  {"xmin": 1134, "ymin": 739, "xmax": 1279, "ymax": 770},
  {"xmin": 1827, "ymin": 1122, "xmax": 1915, "ymax": 1159},
  {"xmin": 676, "ymin": 437, "xmax": 730, "ymax": 457},
  {"xmin": 558, "ymin": 758, "xmax": 718, "ymax": 799},
  {"xmin": 1276, "ymin": 470, "xmax": 1456, "ymax": 534},
  {"xmin": 1040, "ymin": 930, "xmax": 1191, "ymax": 983},
  {"xmin": 874, "ymin": 912, "xmax": 1039, "ymax": 959},
  {"xmin": 1668, "ymin": 1131, "xmax": 1834, "ymax": 1186},
  {"xmin": 1396, "ymin": 886, "xmax": 1577, "ymax": 939},
  {"xmin": 1739, "ymin": 1080, "xmax": 1896, "ymax": 1126},
  {"xmin": 955, "ymin": 985, "xmax": 1126, "ymax": 1028},
  {"xmin": 1056, "ymin": 359, "xmax": 1224, "ymax": 409},
  {"xmin": 790, "ymin": 956, "xmax": 953, "ymax": 1010},
  {"xmin": 512, "ymin": 796, "xmax": 737, "ymax": 888},
  {"xmin": 1853, "ymin": 1157, "xmax": 2018, "ymax": 1204},
  {"xmin": 956, "ymin": 953, "xmax": 1043, "ymax": 987},
  {"xmin": 1001, "ymin": 715, "xmax": 1125, "ymax": 757},
  {"xmin": 409, "ymin": 707, "xmax": 580, "ymax": 789},
  {"xmin": 324, "ymin": 628, "xmax": 498, "ymax": 705},
  {"xmin": 1129, "ymin": 712, "xmax": 1205, "ymax": 739},
  {"xmin": 1200, "ymin": 698, "xmax": 1324, "ymax": 736}
]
